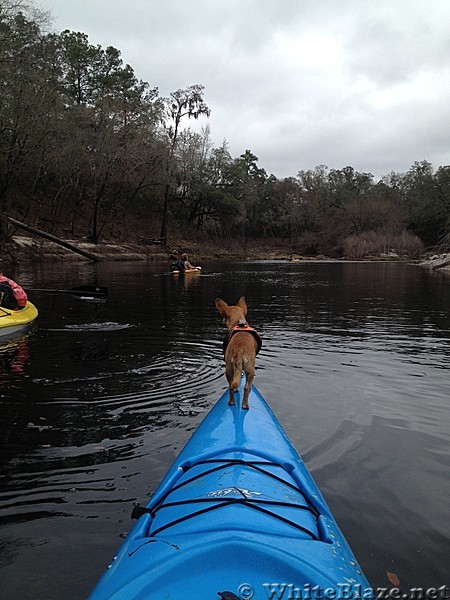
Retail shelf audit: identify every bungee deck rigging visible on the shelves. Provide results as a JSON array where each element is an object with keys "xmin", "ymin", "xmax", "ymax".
[{"xmin": 132, "ymin": 457, "xmax": 321, "ymax": 540}]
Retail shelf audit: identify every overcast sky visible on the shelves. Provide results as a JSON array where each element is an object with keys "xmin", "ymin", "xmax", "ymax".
[{"xmin": 36, "ymin": 0, "xmax": 450, "ymax": 181}]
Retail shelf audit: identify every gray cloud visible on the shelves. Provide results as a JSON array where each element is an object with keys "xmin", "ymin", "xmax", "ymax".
[{"xmin": 38, "ymin": 0, "xmax": 450, "ymax": 180}]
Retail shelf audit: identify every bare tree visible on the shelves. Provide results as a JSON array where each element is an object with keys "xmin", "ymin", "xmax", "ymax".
[{"xmin": 159, "ymin": 84, "xmax": 210, "ymax": 244}]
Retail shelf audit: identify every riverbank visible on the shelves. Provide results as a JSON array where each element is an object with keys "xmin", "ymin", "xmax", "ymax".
[
  {"xmin": 418, "ymin": 252, "xmax": 450, "ymax": 271},
  {"xmin": 5, "ymin": 235, "xmax": 450, "ymax": 272},
  {"xmin": 6, "ymin": 235, "xmax": 319, "ymax": 263}
]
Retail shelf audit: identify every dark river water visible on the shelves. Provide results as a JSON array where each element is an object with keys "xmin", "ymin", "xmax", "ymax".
[{"xmin": 0, "ymin": 260, "xmax": 449, "ymax": 599}]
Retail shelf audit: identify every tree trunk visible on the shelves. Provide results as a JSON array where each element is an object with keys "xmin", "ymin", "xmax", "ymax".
[
  {"xmin": 159, "ymin": 183, "xmax": 170, "ymax": 245},
  {"xmin": 432, "ymin": 258, "xmax": 450, "ymax": 270},
  {"xmin": 0, "ymin": 212, "xmax": 102, "ymax": 262}
]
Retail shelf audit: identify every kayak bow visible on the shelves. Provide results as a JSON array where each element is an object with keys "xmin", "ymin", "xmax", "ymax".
[
  {"xmin": 0, "ymin": 301, "xmax": 38, "ymax": 337},
  {"xmin": 88, "ymin": 381, "xmax": 371, "ymax": 599}
]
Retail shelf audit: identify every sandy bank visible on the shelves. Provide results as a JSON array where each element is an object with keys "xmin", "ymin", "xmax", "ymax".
[{"xmin": 5, "ymin": 235, "xmax": 450, "ymax": 272}]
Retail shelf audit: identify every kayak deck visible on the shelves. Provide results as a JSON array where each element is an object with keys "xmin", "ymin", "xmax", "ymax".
[
  {"xmin": 0, "ymin": 301, "xmax": 38, "ymax": 336},
  {"xmin": 88, "ymin": 382, "xmax": 371, "ymax": 599},
  {"xmin": 141, "ymin": 452, "xmax": 320, "ymax": 540}
]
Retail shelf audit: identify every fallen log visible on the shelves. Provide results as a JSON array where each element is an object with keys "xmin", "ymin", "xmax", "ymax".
[
  {"xmin": 0, "ymin": 212, "xmax": 102, "ymax": 262},
  {"xmin": 432, "ymin": 257, "xmax": 450, "ymax": 270}
]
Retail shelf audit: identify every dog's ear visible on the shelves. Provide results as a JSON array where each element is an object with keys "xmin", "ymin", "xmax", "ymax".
[
  {"xmin": 237, "ymin": 296, "xmax": 247, "ymax": 316},
  {"xmin": 215, "ymin": 298, "xmax": 229, "ymax": 316}
]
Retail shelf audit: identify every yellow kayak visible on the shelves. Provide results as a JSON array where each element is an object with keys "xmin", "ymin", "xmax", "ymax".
[
  {"xmin": 0, "ymin": 301, "xmax": 38, "ymax": 337},
  {"xmin": 171, "ymin": 268, "xmax": 201, "ymax": 274}
]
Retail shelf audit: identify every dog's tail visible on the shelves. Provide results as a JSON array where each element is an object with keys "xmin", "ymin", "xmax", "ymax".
[{"xmin": 231, "ymin": 359, "xmax": 243, "ymax": 390}]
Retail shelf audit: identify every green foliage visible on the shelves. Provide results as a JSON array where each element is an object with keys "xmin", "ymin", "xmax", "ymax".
[
  {"xmin": 0, "ymin": 7, "xmax": 63, "ymax": 242},
  {"xmin": 403, "ymin": 161, "xmax": 450, "ymax": 246},
  {"xmin": 0, "ymin": 2, "xmax": 165, "ymax": 243},
  {"xmin": 0, "ymin": 2, "xmax": 448, "ymax": 254}
]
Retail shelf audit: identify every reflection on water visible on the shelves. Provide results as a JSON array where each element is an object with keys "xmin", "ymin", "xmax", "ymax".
[
  {"xmin": 0, "ymin": 336, "xmax": 31, "ymax": 384},
  {"xmin": 0, "ymin": 261, "xmax": 449, "ymax": 599},
  {"xmin": 50, "ymin": 322, "xmax": 135, "ymax": 332}
]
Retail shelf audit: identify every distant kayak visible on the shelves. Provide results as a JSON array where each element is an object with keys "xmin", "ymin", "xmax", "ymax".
[
  {"xmin": 0, "ymin": 301, "xmax": 38, "ymax": 337},
  {"xmin": 171, "ymin": 267, "xmax": 201, "ymax": 274},
  {"xmin": 88, "ymin": 381, "xmax": 371, "ymax": 600}
]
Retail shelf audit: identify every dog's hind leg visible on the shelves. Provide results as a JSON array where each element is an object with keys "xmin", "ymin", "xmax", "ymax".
[
  {"xmin": 242, "ymin": 369, "xmax": 254, "ymax": 410},
  {"xmin": 226, "ymin": 363, "xmax": 237, "ymax": 406},
  {"xmin": 241, "ymin": 377, "xmax": 252, "ymax": 410},
  {"xmin": 241, "ymin": 352, "xmax": 256, "ymax": 410}
]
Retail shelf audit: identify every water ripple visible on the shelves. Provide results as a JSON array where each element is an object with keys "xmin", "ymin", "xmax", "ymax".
[{"xmin": 48, "ymin": 321, "xmax": 134, "ymax": 332}]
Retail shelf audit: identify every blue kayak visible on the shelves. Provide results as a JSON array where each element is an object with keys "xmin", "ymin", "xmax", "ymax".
[{"xmin": 88, "ymin": 381, "xmax": 372, "ymax": 599}]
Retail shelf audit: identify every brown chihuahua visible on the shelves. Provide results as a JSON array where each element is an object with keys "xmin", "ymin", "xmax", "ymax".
[{"xmin": 215, "ymin": 296, "xmax": 262, "ymax": 409}]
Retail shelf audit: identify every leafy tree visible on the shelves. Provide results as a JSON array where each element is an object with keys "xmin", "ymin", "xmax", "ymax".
[
  {"xmin": 297, "ymin": 166, "xmax": 337, "ymax": 240},
  {"xmin": 53, "ymin": 33, "xmax": 163, "ymax": 242},
  {"xmin": 434, "ymin": 165, "xmax": 450, "ymax": 248},
  {"xmin": 188, "ymin": 141, "xmax": 242, "ymax": 235},
  {"xmin": 264, "ymin": 177, "xmax": 304, "ymax": 240},
  {"xmin": 221, "ymin": 150, "xmax": 268, "ymax": 239},
  {"xmin": 56, "ymin": 30, "xmax": 101, "ymax": 106},
  {"xmin": 0, "ymin": 7, "xmax": 61, "ymax": 242},
  {"xmin": 327, "ymin": 166, "xmax": 374, "ymax": 208},
  {"xmin": 405, "ymin": 161, "xmax": 450, "ymax": 246}
]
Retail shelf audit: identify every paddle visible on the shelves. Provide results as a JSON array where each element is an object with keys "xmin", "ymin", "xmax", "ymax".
[{"xmin": 26, "ymin": 285, "xmax": 108, "ymax": 300}]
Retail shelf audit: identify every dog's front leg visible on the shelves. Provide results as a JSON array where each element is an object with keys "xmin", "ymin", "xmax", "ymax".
[
  {"xmin": 228, "ymin": 386, "xmax": 236, "ymax": 406},
  {"xmin": 242, "ymin": 383, "xmax": 250, "ymax": 410}
]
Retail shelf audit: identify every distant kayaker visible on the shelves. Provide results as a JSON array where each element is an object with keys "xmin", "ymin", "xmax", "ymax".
[
  {"xmin": 170, "ymin": 254, "xmax": 186, "ymax": 272},
  {"xmin": 0, "ymin": 272, "xmax": 28, "ymax": 310},
  {"xmin": 180, "ymin": 253, "xmax": 201, "ymax": 271}
]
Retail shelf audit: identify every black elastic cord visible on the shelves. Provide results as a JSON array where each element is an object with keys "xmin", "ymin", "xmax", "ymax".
[
  {"xmin": 148, "ymin": 497, "xmax": 318, "ymax": 540},
  {"xmin": 134, "ymin": 497, "xmax": 316, "ymax": 519},
  {"xmin": 150, "ymin": 459, "xmax": 320, "ymax": 519},
  {"xmin": 196, "ymin": 459, "xmax": 320, "ymax": 518},
  {"xmin": 132, "ymin": 458, "xmax": 322, "ymax": 540}
]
